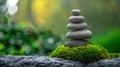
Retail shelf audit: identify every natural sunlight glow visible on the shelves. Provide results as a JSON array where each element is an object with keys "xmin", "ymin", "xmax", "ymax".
[
  {"xmin": 7, "ymin": 0, "xmax": 19, "ymax": 15},
  {"xmin": 8, "ymin": 6, "xmax": 18, "ymax": 15},
  {"xmin": 7, "ymin": 0, "xmax": 19, "ymax": 6}
]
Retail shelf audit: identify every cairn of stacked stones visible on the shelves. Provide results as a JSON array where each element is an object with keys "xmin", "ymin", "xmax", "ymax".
[{"xmin": 65, "ymin": 9, "xmax": 92, "ymax": 47}]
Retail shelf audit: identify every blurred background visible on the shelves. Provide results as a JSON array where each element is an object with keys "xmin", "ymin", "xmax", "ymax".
[{"xmin": 0, "ymin": 0, "xmax": 120, "ymax": 55}]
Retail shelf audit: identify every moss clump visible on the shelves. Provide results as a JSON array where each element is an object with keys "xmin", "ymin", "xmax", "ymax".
[{"xmin": 50, "ymin": 44, "xmax": 120, "ymax": 63}]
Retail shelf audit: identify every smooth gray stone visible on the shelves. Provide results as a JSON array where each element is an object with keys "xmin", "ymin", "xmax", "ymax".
[
  {"xmin": 66, "ymin": 30, "xmax": 92, "ymax": 39},
  {"xmin": 72, "ymin": 9, "xmax": 81, "ymax": 16},
  {"xmin": 67, "ymin": 23, "xmax": 87, "ymax": 30},
  {"xmin": 69, "ymin": 16, "xmax": 85, "ymax": 23},
  {"xmin": 65, "ymin": 40, "xmax": 90, "ymax": 47}
]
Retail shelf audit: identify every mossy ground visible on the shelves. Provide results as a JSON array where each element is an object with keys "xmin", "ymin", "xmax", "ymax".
[{"xmin": 50, "ymin": 44, "xmax": 120, "ymax": 63}]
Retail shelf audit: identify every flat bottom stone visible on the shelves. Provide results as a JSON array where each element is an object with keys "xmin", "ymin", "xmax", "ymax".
[{"xmin": 65, "ymin": 40, "xmax": 91, "ymax": 47}]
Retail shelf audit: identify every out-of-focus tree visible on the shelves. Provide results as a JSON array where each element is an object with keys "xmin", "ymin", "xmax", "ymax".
[
  {"xmin": 12, "ymin": 0, "xmax": 61, "ymax": 30},
  {"xmin": 0, "ymin": 0, "xmax": 7, "ymax": 15},
  {"xmin": 11, "ymin": 0, "xmax": 34, "ymax": 28},
  {"xmin": 0, "ymin": 0, "xmax": 8, "ymax": 28}
]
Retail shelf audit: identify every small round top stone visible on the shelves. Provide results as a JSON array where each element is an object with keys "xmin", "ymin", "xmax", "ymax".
[{"xmin": 72, "ymin": 9, "xmax": 81, "ymax": 16}]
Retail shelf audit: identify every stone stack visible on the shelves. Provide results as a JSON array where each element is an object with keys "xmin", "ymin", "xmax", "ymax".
[{"xmin": 65, "ymin": 9, "xmax": 92, "ymax": 47}]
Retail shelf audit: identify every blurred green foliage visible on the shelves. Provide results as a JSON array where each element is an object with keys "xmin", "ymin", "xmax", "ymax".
[
  {"xmin": 91, "ymin": 29, "xmax": 120, "ymax": 53},
  {"xmin": 0, "ymin": 15, "xmax": 65, "ymax": 55}
]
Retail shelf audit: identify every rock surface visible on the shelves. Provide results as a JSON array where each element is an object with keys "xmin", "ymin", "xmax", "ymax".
[
  {"xmin": 0, "ymin": 55, "xmax": 83, "ymax": 67},
  {"xmin": 69, "ymin": 16, "xmax": 85, "ymax": 23},
  {"xmin": 0, "ymin": 56, "xmax": 120, "ymax": 67},
  {"xmin": 65, "ymin": 9, "xmax": 92, "ymax": 47},
  {"xmin": 87, "ymin": 58, "xmax": 120, "ymax": 67},
  {"xmin": 72, "ymin": 9, "xmax": 81, "ymax": 16},
  {"xmin": 65, "ymin": 40, "xmax": 90, "ymax": 47},
  {"xmin": 66, "ymin": 30, "xmax": 92, "ymax": 39},
  {"xmin": 67, "ymin": 23, "xmax": 87, "ymax": 30}
]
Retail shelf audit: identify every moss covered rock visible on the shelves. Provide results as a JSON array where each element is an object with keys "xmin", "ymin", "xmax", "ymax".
[{"xmin": 50, "ymin": 44, "xmax": 119, "ymax": 63}]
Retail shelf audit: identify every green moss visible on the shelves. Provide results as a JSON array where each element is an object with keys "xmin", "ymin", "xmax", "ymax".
[{"xmin": 50, "ymin": 44, "xmax": 120, "ymax": 63}]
